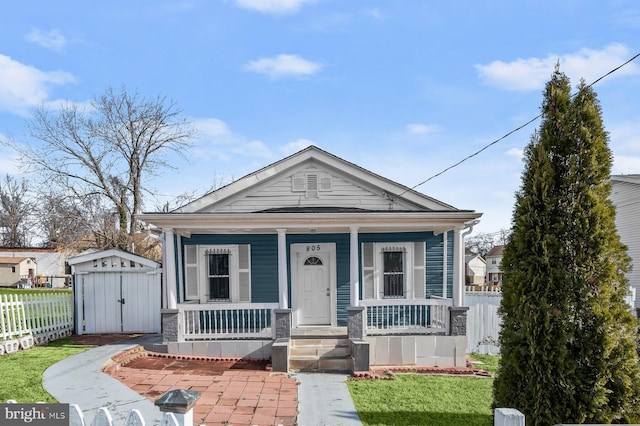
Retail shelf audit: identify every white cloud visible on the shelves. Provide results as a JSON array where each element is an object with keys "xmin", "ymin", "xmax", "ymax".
[
  {"xmin": 244, "ymin": 54, "xmax": 323, "ymax": 79},
  {"xmin": 280, "ymin": 139, "xmax": 314, "ymax": 155},
  {"xmin": 191, "ymin": 117, "xmax": 273, "ymax": 161},
  {"xmin": 476, "ymin": 43, "xmax": 639, "ymax": 91},
  {"xmin": 0, "ymin": 54, "xmax": 76, "ymax": 116},
  {"xmin": 505, "ymin": 147, "xmax": 524, "ymax": 160},
  {"xmin": 406, "ymin": 123, "xmax": 440, "ymax": 135},
  {"xmin": 235, "ymin": 0, "xmax": 314, "ymax": 14},
  {"xmin": 26, "ymin": 29, "xmax": 68, "ymax": 51},
  {"xmin": 195, "ymin": 118, "xmax": 231, "ymax": 138}
]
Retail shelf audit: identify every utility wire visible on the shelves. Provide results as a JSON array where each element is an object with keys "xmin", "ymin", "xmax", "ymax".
[{"xmin": 400, "ymin": 52, "xmax": 640, "ymax": 195}]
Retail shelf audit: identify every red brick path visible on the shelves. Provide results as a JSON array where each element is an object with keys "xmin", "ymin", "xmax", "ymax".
[{"xmin": 105, "ymin": 350, "xmax": 298, "ymax": 426}]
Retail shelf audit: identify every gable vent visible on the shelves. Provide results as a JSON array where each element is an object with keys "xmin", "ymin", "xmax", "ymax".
[{"xmin": 291, "ymin": 173, "xmax": 332, "ymax": 198}]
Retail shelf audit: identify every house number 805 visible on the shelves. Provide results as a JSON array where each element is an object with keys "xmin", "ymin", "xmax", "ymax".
[{"xmin": 306, "ymin": 245, "xmax": 321, "ymax": 252}]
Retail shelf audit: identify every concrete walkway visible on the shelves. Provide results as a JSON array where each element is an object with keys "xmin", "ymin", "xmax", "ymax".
[
  {"xmin": 43, "ymin": 335, "xmax": 363, "ymax": 425},
  {"xmin": 43, "ymin": 335, "xmax": 163, "ymax": 425},
  {"xmin": 294, "ymin": 373, "xmax": 363, "ymax": 426}
]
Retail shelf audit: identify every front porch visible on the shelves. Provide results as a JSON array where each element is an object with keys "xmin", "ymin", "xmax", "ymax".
[{"xmin": 160, "ymin": 298, "xmax": 469, "ymax": 372}]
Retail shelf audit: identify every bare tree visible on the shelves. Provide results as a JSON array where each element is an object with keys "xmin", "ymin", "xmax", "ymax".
[
  {"xmin": 4, "ymin": 86, "xmax": 195, "ymax": 251},
  {"xmin": 465, "ymin": 228, "xmax": 511, "ymax": 258},
  {"xmin": 0, "ymin": 175, "xmax": 34, "ymax": 247}
]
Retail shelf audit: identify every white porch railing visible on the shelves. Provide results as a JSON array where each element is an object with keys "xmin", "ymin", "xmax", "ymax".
[
  {"xmin": 361, "ymin": 298, "xmax": 453, "ymax": 335},
  {"xmin": 179, "ymin": 303, "xmax": 279, "ymax": 340}
]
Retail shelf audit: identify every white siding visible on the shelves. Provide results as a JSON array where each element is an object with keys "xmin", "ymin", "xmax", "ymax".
[
  {"xmin": 611, "ymin": 180, "xmax": 640, "ymax": 308},
  {"xmin": 205, "ymin": 165, "xmax": 423, "ymax": 213}
]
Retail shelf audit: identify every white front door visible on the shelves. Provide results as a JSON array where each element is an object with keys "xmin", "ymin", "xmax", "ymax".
[{"xmin": 291, "ymin": 243, "xmax": 336, "ymax": 326}]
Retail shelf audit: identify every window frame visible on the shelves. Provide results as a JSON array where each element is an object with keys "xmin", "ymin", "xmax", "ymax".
[
  {"xmin": 373, "ymin": 242, "xmax": 415, "ymax": 300},
  {"xmin": 207, "ymin": 252, "xmax": 231, "ymax": 301},
  {"xmin": 182, "ymin": 244, "xmax": 251, "ymax": 304}
]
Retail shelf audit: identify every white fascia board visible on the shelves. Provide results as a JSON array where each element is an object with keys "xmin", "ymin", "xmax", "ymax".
[{"xmin": 140, "ymin": 211, "xmax": 482, "ymax": 234}]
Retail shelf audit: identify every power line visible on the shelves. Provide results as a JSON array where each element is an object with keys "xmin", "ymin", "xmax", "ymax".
[{"xmin": 401, "ymin": 52, "xmax": 640, "ymax": 195}]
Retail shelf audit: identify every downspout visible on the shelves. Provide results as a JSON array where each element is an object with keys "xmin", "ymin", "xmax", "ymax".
[{"xmin": 456, "ymin": 220, "xmax": 480, "ymax": 307}]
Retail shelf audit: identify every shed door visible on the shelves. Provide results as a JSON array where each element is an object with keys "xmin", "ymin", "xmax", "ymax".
[{"xmin": 81, "ymin": 272, "xmax": 160, "ymax": 333}]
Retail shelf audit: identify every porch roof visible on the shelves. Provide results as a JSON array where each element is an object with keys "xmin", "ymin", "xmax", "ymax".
[{"xmin": 140, "ymin": 210, "xmax": 482, "ymax": 237}]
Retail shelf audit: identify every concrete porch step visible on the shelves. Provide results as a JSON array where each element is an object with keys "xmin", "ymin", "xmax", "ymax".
[
  {"xmin": 289, "ymin": 356, "xmax": 353, "ymax": 373},
  {"xmin": 289, "ymin": 336, "xmax": 352, "ymax": 373}
]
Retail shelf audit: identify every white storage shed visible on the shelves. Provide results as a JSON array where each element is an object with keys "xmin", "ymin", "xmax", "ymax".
[{"xmin": 69, "ymin": 249, "xmax": 162, "ymax": 334}]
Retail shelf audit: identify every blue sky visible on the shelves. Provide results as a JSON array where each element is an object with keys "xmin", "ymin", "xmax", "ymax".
[{"xmin": 1, "ymin": 0, "xmax": 639, "ymax": 235}]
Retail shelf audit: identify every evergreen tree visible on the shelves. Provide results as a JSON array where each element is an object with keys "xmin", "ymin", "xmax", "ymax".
[{"xmin": 493, "ymin": 67, "xmax": 640, "ymax": 424}]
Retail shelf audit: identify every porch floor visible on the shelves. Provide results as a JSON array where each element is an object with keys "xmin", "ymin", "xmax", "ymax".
[{"xmin": 291, "ymin": 326, "xmax": 347, "ymax": 338}]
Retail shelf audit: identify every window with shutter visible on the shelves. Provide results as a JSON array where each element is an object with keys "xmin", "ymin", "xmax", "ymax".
[
  {"xmin": 184, "ymin": 245, "xmax": 252, "ymax": 303},
  {"xmin": 361, "ymin": 242, "xmax": 426, "ymax": 300}
]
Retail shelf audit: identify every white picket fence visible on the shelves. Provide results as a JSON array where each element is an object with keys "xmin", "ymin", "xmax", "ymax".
[
  {"xmin": 466, "ymin": 290, "xmax": 502, "ymax": 355},
  {"xmin": 0, "ymin": 292, "xmax": 74, "ymax": 355}
]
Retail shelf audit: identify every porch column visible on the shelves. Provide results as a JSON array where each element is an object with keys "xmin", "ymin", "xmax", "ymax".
[
  {"xmin": 164, "ymin": 227, "xmax": 177, "ymax": 309},
  {"xmin": 277, "ymin": 229, "xmax": 289, "ymax": 309},
  {"xmin": 350, "ymin": 226, "xmax": 360, "ymax": 306},
  {"xmin": 452, "ymin": 228, "xmax": 464, "ymax": 307}
]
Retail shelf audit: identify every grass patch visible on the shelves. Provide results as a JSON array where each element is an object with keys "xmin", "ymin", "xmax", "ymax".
[
  {"xmin": 469, "ymin": 354, "xmax": 500, "ymax": 374},
  {"xmin": 0, "ymin": 338, "xmax": 88, "ymax": 403},
  {"xmin": 0, "ymin": 288, "xmax": 71, "ymax": 296},
  {"xmin": 347, "ymin": 374, "xmax": 493, "ymax": 426}
]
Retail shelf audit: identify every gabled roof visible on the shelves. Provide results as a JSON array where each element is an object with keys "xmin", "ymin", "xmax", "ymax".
[
  {"xmin": 0, "ymin": 257, "xmax": 32, "ymax": 265},
  {"xmin": 486, "ymin": 245, "xmax": 504, "ymax": 257},
  {"xmin": 611, "ymin": 174, "xmax": 640, "ymax": 185},
  {"xmin": 175, "ymin": 146, "xmax": 463, "ymax": 214},
  {"xmin": 67, "ymin": 248, "xmax": 159, "ymax": 268}
]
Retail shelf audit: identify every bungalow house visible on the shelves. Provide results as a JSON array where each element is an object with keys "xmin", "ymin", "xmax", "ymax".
[
  {"xmin": 0, "ymin": 256, "xmax": 36, "ymax": 287},
  {"xmin": 140, "ymin": 146, "xmax": 482, "ymax": 372},
  {"xmin": 610, "ymin": 174, "xmax": 640, "ymax": 311}
]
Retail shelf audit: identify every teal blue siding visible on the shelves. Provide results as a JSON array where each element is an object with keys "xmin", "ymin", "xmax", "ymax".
[
  {"xmin": 425, "ymin": 232, "xmax": 445, "ymax": 298},
  {"xmin": 359, "ymin": 231, "xmax": 451, "ymax": 299},
  {"xmin": 181, "ymin": 234, "xmax": 278, "ymax": 303},
  {"xmin": 180, "ymin": 230, "xmax": 455, "ymax": 324},
  {"xmin": 446, "ymin": 231, "xmax": 454, "ymax": 298},
  {"xmin": 286, "ymin": 233, "xmax": 350, "ymax": 326}
]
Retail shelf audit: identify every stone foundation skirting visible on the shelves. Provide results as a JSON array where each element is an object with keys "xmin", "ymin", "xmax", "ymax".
[
  {"xmin": 365, "ymin": 335, "xmax": 467, "ymax": 367},
  {"xmin": 165, "ymin": 340, "xmax": 273, "ymax": 360}
]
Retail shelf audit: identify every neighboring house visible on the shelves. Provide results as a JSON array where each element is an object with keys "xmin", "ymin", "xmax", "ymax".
[
  {"xmin": 0, "ymin": 247, "xmax": 72, "ymax": 287},
  {"xmin": 485, "ymin": 245, "xmax": 504, "ymax": 285},
  {"xmin": 0, "ymin": 257, "xmax": 36, "ymax": 287},
  {"xmin": 610, "ymin": 174, "xmax": 640, "ymax": 310},
  {"xmin": 140, "ymin": 146, "xmax": 482, "ymax": 372},
  {"xmin": 465, "ymin": 252, "xmax": 486, "ymax": 285}
]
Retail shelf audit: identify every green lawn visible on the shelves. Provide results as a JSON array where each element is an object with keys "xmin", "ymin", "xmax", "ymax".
[
  {"xmin": 348, "ymin": 356, "xmax": 498, "ymax": 426},
  {"xmin": 0, "ymin": 338, "xmax": 88, "ymax": 403},
  {"xmin": 0, "ymin": 288, "xmax": 71, "ymax": 296}
]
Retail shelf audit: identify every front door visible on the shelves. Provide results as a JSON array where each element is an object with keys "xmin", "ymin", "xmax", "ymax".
[{"xmin": 291, "ymin": 243, "xmax": 336, "ymax": 326}]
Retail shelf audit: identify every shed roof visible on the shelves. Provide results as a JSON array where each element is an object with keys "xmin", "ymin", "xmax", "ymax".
[
  {"xmin": 0, "ymin": 257, "xmax": 32, "ymax": 265},
  {"xmin": 67, "ymin": 248, "xmax": 160, "ymax": 268}
]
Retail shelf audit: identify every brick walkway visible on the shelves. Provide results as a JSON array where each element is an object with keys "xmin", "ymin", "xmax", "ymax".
[{"xmin": 104, "ymin": 349, "xmax": 298, "ymax": 426}]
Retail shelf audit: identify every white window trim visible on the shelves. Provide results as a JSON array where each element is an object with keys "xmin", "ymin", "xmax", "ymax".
[
  {"xmin": 374, "ymin": 242, "xmax": 414, "ymax": 300},
  {"xmin": 186, "ymin": 245, "xmax": 242, "ymax": 303}
]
